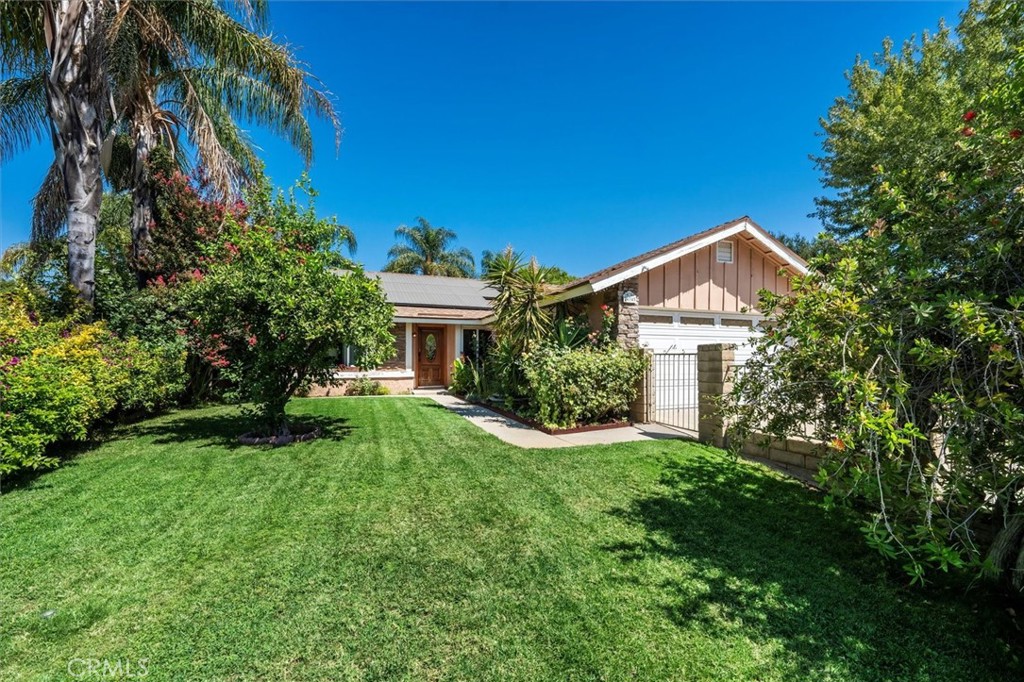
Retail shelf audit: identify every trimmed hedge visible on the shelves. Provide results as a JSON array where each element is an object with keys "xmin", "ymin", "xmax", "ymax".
[{"xmin": 521, "ymin": 344, "xmax": 647, "ymax": 429}]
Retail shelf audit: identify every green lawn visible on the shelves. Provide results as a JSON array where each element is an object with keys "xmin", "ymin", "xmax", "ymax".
[{"xmin": 1, "ymin": 398, "xmax": 1019, "ymax": 681}]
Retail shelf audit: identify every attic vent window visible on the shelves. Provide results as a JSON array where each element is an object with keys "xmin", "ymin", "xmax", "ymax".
[{"xmin": 716, "ymin": 240, "xmax": 734, "ymax": 264}]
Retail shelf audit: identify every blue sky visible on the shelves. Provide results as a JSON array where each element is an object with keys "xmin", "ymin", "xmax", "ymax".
[{"xmin": 0, "ymin": 1, "xmax": 964, "ymax": 276}]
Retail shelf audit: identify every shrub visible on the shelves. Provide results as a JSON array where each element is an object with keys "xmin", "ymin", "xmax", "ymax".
[
  {"xmin": 449, "ymin": 358, "xmax": 479, "ymax": 398},
  {"xmin": 521, "ymin": 344, "xmax": 648, "ymax": 429},
  {"xmin": 345, "ymin": 377, "xmax": 389, "ymax": 396},
  {"xmin": 0, "ymin": 291, "xmax": 184, "ymax": 476},
  {"xmin": 181, "ymin": 177, "xmax": 394, "ymax": 437}
]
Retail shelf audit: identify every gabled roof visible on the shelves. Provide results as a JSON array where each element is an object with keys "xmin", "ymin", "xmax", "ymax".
[
  {"xmin": 367, "ymin": 271, "xmax": 496, "ymax": 310},
  {"xmin": 543, "ymin": 216, "xmax": 808, "ymax": 305}
]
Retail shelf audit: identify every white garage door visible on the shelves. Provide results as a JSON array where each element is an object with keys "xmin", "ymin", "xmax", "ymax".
[{"xmin": 638, "ymin": 313, "xmax": 762, "ymax": 365}]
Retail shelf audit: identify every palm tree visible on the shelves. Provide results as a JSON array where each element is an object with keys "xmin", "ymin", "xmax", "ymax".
[
  {"xmin": 2, "ymin": 0, "xmax": 109, "ymax": 304},
  {"xmin": 1, "ymin": 0, "xmax": 340, "ymax": 297},
  {"xmin": 105, "ymin": 0, "xmax": 339, "ymax": 273},
  {"xmin": 384, "ymin": 217, "xmax": 475, "ymax": 277}
]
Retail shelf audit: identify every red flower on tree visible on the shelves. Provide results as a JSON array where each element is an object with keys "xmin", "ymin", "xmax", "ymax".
[
  {"xmin": 961, "ymin": 127, "xmax": 975, "ymax": 137},
  {"xmin": 1010, "ymin": 129, "xmax": 1022, "ymax": 140},
  {"xmin": 963, "ymin": 110, "xmax": 977, "ymax": 122}
]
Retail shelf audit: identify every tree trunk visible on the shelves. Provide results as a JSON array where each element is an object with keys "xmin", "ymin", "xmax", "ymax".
[
  {"xmin": 42, "ymin": 0, "xmax": 108, "ymax": 307},
  {"xmin": 130, "ymin": 107, "xmax": 158, "ymax": 287}
]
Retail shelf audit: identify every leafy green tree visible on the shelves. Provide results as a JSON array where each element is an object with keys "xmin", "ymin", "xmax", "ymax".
[
  {"xmin": 384, "ymin": 217, "xmax": 475, "ymax": 277},
  {"xmin": 725, "ymin": 0, "xmax": 1024, "ymax": 590},
  {"xmin": 181, "ymin": 177, "xmax": 393, "ymax": 438},
  {"xmin": 768, "ymin": 231, "xmax": 835, "ymax": 262}
]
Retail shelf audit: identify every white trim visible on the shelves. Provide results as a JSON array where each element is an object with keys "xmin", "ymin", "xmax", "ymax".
[
  {"xmin": 636, "ymin": 306, "xmax": 763, "ymax": 329},
  {"xmin": 587, "ymin": 220, "xmax": 808, "ymax": 293},
  {"xmin": 539, "ymin": 282, "xmax": 594, "ymax": 308},
  {"xmin": 590, "ymin": 223, "xmax": 747, "ymax": 292},
  {"xmin": 454, "ymin": 324, "xmax": 464, "ymax": 357},
  {"xmin": 334, "ymin": 369, "xmax": 414, "ymax": 380},
  {"xmin": 394, "ymin": 316, "xmax": 489, "ymax": 326},
  {"xmin": 404, "ymin": 323, "xmax": 413, "ymax": 371},
  {"xmin": 745, "ymin": 225, "xmax": 810, "ymax": 275}
]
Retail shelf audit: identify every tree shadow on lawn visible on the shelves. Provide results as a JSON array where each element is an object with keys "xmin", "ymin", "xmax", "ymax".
[
  {"xmin": 605, "ymin": 447, "xmax": 1023, "ymax": 680},
  {"xmin": 122, "ymin": 411, "xmax": 354, "ymax": 451}
]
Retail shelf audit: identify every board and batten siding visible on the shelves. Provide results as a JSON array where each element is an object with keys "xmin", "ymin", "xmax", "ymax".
[{"xmin": 636, "ymin": 237, "xmax": 792, "ymax": 313}]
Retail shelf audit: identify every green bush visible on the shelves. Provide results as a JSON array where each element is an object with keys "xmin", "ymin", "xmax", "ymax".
[
  {"xmin": 345, "ymin": 377, "xmax": 389, "ymax": 396},
  {"xmin": 0, "ymin": 291, "xmax": 184, "ymax": 476},
  {"xmin": 521, "ymin": 344, "xmax": 648, "ymax": 429}
]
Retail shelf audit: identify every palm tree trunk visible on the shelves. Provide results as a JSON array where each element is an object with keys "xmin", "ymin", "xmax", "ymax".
[
  {"xmin": 42, "ymin": 0, "xmax": 107, "ymax": 307},
  {"xmin": 130, "ymin": 109, "xmax": 158, "ymax": 286}
]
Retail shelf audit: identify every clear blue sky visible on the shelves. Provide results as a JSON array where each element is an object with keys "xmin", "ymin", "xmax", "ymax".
[{"xmin": 0, "ymin": 1, "xmax": 964, "ymax": 276}]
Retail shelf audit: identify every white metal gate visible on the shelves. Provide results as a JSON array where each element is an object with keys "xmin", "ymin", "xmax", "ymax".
[{"xmin": 651, "ymin": 352, "xmax": 699, "ymax": 433}]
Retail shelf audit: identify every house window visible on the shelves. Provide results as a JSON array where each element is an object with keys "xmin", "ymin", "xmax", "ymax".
[
  {"xmin": 716, "ymin": 240, "xmax": 734, "ymax": 264},
  {"xmin": 462, "ymin": 329, "xmax": 493, "ymax": 364},
  {"xmin": 340, "ymin": 344, "xmax": 363, "ymax": 367}
]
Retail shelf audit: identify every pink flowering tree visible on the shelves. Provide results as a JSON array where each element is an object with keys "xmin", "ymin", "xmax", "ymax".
[{"xmin": 181, "ymin": 176, "xmax": 393, "ymax": 438}]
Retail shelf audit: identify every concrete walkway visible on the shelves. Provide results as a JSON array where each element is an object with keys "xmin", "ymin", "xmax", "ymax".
[{"xmin": 417, "ymin": 390, "xmax": 690, "ymax": 449}]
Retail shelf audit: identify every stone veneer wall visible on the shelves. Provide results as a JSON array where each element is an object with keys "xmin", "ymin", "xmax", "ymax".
[{"xmin": 615, "ymin": 276, "xmax": 640, "ymax": 349}]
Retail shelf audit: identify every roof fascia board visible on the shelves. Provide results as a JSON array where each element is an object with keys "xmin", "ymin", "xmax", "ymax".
[
  {"xmin": 590, "ymin": 223, "xmax": 747, "ymax": 292},
  {"xmin": 539, "ymin": 282, "xmax": 594, "ymax": 307},
  {"xmin": 742, "ymin": 223, "xmax": 809, "ymax": 274},
  {"xmin": 395, "ymin": 316, "xmax": 489, "ymax": 325}
]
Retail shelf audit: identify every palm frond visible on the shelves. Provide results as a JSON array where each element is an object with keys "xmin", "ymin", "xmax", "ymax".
[
  {"xmin": 0, "ymin": 71, "xmax": 49, "ymax": 162},
  {"xmin": 31, "ymin": 161, "xmax": 67, "ymax": 245}
]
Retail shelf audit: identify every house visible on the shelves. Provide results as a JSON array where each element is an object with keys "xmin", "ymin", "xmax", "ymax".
[
  {"xmin": 311, "ymin": 272, "xmax": 495, "ymax": 395},
  {"xmin": 541, "ymin": 216, "xmax": 808, "ymax": 361},
  {"xmin": 315, "ymin": 216, "xmax": 805, "ymax": 398}
]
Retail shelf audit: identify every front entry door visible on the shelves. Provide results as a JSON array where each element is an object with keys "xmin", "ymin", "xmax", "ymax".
[{"xmin": 416, "ymin": 327, "xmax": 445, "ymax": 387}]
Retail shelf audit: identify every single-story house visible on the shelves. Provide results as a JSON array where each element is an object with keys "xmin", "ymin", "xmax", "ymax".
[
  {"xmin": 310, "ymin": 272, "xmax": 496, "ymax": 395},
  {"xmin": 315, "ymin": 216, "xmax": 806, "ymax": 396},
  {"xmin": 540, "ymin": 216, "xmax": 808, "ymax": 362}
]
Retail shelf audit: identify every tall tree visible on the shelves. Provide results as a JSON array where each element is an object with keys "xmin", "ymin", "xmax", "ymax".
[
  {"xmin": 1, "ymin": 0, "xmax": 109, "ymax": 304},
  {"xmin": 1, "ymin": 0, "xmax": 340, "ymax": 294},
  {"xmin": 384, "ymin": 217, "xmax": 475, "ymax": 277},
  {"xmin": 481, "ymin": 248, "xmax": 574, "ymax": 283},
  {"xmin": 725, "ymin": 0, "xmax": 1024, "ymax": 590},
  {"xmin": 104, "ymin": 0, "xmax": 339, "ymax": 276}
]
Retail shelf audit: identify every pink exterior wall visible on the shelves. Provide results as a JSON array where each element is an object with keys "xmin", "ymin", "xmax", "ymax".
[{"xmin": 637, "ymin": 237, "xmax": 793, "ymax": 313}]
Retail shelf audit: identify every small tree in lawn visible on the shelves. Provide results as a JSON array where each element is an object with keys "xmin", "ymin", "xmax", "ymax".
[{"xmin": 183, "ymin": 177, "xmax": 393, "ymax": 438}]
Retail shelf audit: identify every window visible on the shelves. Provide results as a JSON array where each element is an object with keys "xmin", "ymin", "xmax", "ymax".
[
  {"xmin": 639, "ymin": 314, "xmax": 673, "ymax": 324},
  {"xmin": 720, "ymin": 317, "xmax": 754, "ymax": 328},
  {"xmin": 462, "ymin": 329, "xmax": 493, "ymax": 364},
  {"xmin": 340, "ymin": 344, "xmax": 363, "ymax": 367},
  {"xmin": 716, "ymin": 240, "xmax": 734, "ymax": 264}
]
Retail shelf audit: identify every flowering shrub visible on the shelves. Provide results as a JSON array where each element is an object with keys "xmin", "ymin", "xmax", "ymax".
[
  {"xmin": 0, "ymin": 291, "xmax": 185, "ymax": 476},
  {"xmin": 521, "ymin": 344, "xmax": 648, "ymax": 429},
  {"xmin": 180, "ymin": 177, "xmax": 394, "ymax": 437}
]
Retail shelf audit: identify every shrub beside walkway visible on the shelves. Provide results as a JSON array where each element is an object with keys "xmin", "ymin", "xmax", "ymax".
[{"xmin": 420, "ymin": 390, "xmax": 685, "ymax": 448}]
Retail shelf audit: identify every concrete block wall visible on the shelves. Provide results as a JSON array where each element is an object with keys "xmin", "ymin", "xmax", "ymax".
[
  {"xmin": 697, "ymin": 344, "xmax": 735, "ymax": 447},
  {"xmin": 740, "ymin": 433, "xmax": 825, "ymax": 477},
  {"xmin": 696, "ymin": 342, "xmax": 821, "ymax": 478}
]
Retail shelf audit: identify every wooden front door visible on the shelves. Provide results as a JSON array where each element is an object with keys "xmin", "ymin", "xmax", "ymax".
[{"xmin": 415, "ymin": 326, "xmax": 445, "ymax": 387}]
